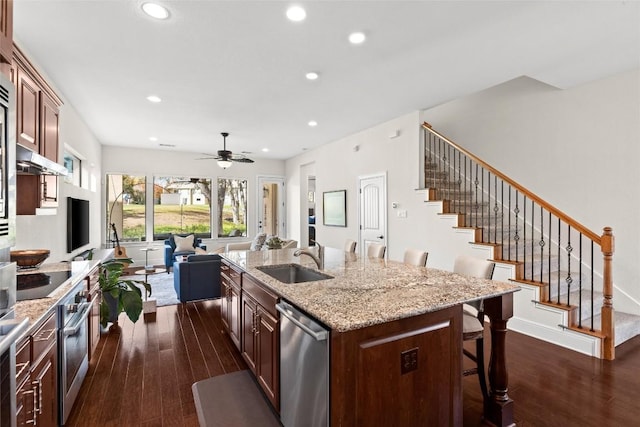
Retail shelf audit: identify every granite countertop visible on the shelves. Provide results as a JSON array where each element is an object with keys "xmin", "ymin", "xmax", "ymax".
[
  {"xmin": 13, "ymin": 248, "xmax": 113, "ymax": 335},
  {"xmin": 221, "ymin": 247, "xmax": 520, "ymax": 332}
]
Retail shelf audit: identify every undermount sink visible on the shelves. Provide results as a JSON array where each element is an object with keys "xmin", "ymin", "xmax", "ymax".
[{"xmin": 256, "ymin": 264, "xmax": 333, "ymax": 284}]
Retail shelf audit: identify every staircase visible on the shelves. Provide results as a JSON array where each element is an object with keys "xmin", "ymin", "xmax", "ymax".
[{"xmin": 420, "ymin": 122, "xmax": 640, "ymax": 360}]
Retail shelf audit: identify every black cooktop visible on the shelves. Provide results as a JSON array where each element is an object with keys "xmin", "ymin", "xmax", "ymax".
[{"xmin": 17, "ymin": 270, "xmax": 73, "ymax": 301}]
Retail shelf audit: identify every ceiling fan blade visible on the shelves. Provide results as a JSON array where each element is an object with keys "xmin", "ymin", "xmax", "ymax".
[{"xmin": 233, "ymin": 157, "xmax": 254, "ymax": 163}]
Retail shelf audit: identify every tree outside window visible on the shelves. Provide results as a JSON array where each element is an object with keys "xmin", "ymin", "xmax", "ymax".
[
  {"xmin": 217, "ymin": 178, "xmax": 247, "ymax": 237},
  {"xmin": 153, "ymin": 177, "xmax": 212, "ymax": 240},
  {"xmin": 106, "ymin": 174, "xmax": 146, "ymax": 244}
]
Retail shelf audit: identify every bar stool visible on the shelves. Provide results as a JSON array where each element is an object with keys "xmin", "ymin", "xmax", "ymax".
[{"xmin": 403, "ymin": 249, "xmax": 428, "ymax": 267}]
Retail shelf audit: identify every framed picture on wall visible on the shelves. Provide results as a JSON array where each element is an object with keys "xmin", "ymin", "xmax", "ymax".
[{"xmin": 323, "ymin": 190, "xmax": 346, "ymax": 227}]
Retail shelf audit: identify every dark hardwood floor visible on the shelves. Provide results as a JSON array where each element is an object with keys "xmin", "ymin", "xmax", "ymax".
[{"xmin": 68, "ymin": 300, "xmax": 640, "ymax": 426}]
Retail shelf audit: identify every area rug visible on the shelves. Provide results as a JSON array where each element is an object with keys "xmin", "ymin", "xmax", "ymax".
[{"xmin": 126, "ymin": 270, "xmax": 179, "ymax": 307}]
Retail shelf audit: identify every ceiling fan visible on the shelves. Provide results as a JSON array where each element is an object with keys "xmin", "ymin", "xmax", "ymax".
[{"xmin": 198, "ymin": 132, "xmax": 255, "ymax": 169}]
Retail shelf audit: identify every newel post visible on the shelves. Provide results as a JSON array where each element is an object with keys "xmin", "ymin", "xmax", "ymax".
[{"xmin": 601, "ymin": 227, "xmax": 615, "ymax": 360}]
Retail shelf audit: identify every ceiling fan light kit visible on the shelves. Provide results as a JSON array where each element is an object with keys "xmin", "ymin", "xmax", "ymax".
[{"xmin": 198, "ymin": 132, "xmax": 255, "ymax": 168}]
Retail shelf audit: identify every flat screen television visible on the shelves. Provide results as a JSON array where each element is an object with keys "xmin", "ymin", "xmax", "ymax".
[{"xmin": 67, "ymin": 197, "xmax": 90, "ymax": 253}]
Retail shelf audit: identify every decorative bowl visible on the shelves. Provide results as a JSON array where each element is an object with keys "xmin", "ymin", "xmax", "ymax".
[{"xmin": 10, "ymin": 249, "xmax": 50, "ymax": 269}]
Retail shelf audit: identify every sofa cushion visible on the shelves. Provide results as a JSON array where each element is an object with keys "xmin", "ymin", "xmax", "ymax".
[
  {"xmin": 175, "ymin": 234, "xmax": 195, "ymax": 252},
  {"xmin": 250, "ymin": 233, "xmax": 267, "ymax": 251},
  {"xmin": 186, "ymin": 254, "xmax": 221, "ymax": 263}
]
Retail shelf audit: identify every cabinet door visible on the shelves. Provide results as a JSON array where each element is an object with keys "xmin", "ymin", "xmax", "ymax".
[
  {"xmin": 256, "ymin": 306, "xmax": 279, "ymax": 410},
  {"xmin": 0, "ymin": 0, "xmax": 12, "ymax": 65},
  {"xmin": 16, "ymin": 66, "xmax": 39, "ymax": 151},
  {"xmin": 40, "ymin": 93, "xmax": 59, "ymax": 162},
  {"xmin": 241, "ymin": 293, "xmax": 257, "ymax": 374},
  {"xmin": 16, "ymin": 375, "xmax": 35, "ymax": 427},
  {"xmin": 32, "ymin": 343, "xmax": 58, "ymax": 427}
]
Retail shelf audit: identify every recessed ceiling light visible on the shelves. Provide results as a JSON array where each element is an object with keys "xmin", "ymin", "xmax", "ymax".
[
  {"xmin": 348, "ymin": 32, "xmax": 366, "ymax": 44},
  {"xmin": 305, "ymin": 72, "xmax": 319, "ymax": 80},
  {"xmin": 261, "ymin": 148, "xmax": 269, "ymax": 152},
  {"xmin": 286, "ymin": 5, "xmax": 306, "ymax": 22},
  {"xmin": 308, "ymin": 120, "xmax": 318, "ymax": 127},
  {"xmin": 146, "ymin": 95, "xmax": 162, "ymax": 103},
  {"xmin": 159, "ymin": 143, "xmax": 175, "ymax": 147},
  {"xmin": 149, "ymin": 136, "xmax": 158, "ymax": 142},
  {"xmin": 142, "ymin": 2, "xmax": 170, "ymax": 20}
]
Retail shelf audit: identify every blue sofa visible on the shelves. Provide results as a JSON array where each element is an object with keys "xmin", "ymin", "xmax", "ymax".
[
  {"xmin": 173, "ymin": 254, "xmax": 221, "ymax": 303},
  {"xmin": 164, "ymin": 234, "xmax": 207, "ymax": 271}
]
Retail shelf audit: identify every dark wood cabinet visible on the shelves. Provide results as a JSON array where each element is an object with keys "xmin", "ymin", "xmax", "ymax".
[
  {"xmin": 241, "ymin": 274, "xmax": 279, "ymax": 411},
  {"xmin": 220, "ymin": 260, "xmax": 241, "ymax": 350},
  {"xmin": 330, "ymin": 304, "xmax": 463, "ymax": 427},
  {"xmin": 40, "ymin": 92, "xmax": 59, "ymax": 162},
  {"xmin": 12, "ymin": 45, "xmax": 63, "ymax": 214},
  {"xmin": 31, "ymin": 343, "xmax": 57, "ymax": 427},
  {"xmin": 15, "ymin": 312, "xmax": 58, "ymax": 427},
  {"xmin": 0, "ymin": 0, "xmax": 13, "ymax": 66},
  {"xmin": 15, "ymin": 64, "xmax": 39, "ymax": 152}
]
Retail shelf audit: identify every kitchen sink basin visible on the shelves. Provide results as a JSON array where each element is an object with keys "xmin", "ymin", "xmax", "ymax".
[{"xmin": 256, "ymin": 264, "xmax": 333, "ymax": 284}]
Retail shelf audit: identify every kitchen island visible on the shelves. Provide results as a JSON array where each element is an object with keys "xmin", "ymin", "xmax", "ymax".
[{"xmin": 221, "ymin": 247, "xmax": 519, "ymax": 426}]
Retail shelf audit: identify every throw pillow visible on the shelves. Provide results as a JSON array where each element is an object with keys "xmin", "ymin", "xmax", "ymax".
[
  {"xmin": 174, "ymin": 234, "xmax": 195, "ymax": 252},
  {"xmin": 250, "ymin": 233, "xmax": 267, "ymax": 251}
]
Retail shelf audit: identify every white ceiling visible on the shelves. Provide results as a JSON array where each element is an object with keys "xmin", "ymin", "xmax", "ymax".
[{"xmin": 13, "ymin": 1, "xmax": 640, "ymax": 161}]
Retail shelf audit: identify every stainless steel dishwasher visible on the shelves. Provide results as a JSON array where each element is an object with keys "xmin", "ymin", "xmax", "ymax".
[{"xmin": 276, "ymin": 301, "xmax": 329, "ymax": 427}]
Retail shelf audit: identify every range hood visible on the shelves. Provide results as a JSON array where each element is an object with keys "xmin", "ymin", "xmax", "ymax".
[{"xmin": 16, "ymin": 145, "xmax": 68, "ymax": 176}]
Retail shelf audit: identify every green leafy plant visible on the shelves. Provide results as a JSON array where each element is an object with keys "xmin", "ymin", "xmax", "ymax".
[
  {"xmin": 265, "ymin": 236, "xmax": 284, "ymax": 249},
  {"xmin": 98, "ymin": 258, "xmax": 152, "ymax": 327}
]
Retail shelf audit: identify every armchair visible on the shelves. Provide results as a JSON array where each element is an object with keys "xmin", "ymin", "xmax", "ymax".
[
  {"xmin": 173, "ymin": 254, "xmax": 221, "ymax": 303},
  {"xmin": 164, "ymin": 234, "xmax": 207, "ymax": 271}
]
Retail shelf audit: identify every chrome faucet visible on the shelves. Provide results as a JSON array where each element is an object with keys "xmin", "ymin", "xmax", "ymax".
[{"xmin": 294, "ymin": 242, "xmax": 324, "ymax": 269}]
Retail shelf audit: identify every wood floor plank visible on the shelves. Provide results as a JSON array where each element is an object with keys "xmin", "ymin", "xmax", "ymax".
[
  {"xmin": 197, "ymin": 299, "xmax": 246, "ymax": 373},
  {"xmin": 184, "ymin": 302, "xmax": 225, "ymax": 377}
]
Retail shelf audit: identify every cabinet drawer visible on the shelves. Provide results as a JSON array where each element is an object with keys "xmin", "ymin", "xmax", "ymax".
[
  {"xmin": 15, "ymin": 337, "xmax": 31, "ymax": 385},
  {"xmin": 243, "ymin": 274, "xmax": 278, "ymax": 318},
  {"xmin": 32, "ymin": 312, "xmax": 56, "ymax": 364},
  {"xmin": 221, "ymin": 261, "xmax": 242, "ymax": 287}
]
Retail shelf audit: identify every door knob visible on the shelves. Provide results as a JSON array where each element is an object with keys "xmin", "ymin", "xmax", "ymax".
[{"xmin": 377, "ymin": 235, "xmax": 384, "ymax": 239}]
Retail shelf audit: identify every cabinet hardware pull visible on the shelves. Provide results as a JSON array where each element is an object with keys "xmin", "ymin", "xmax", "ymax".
[
  {"xmin": 22, "ymin": 389, "xmax": 36, "ymax": 425},
  {"xmin": 32, "ymin": 380, "xmax": 40, "ymax": 425}
]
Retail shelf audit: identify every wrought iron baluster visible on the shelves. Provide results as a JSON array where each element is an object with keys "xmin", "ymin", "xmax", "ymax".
[
  {"xmin": 566, "ymin": 225, "xmax": 573, "ymax": 307},
  {"xmin": 474, "ymin": 164, "xmax": 479, "ymax": 230},
  {"xmin": 578, "ymin": 234, "xmax": 583, "ymax": 328},
  {"xmin": 523, "ymin": 196, "xmax": 527, "ymax": 280},
  {"xmin": 508, "ymin": 187, "xmax": 512, "ymax": 261},
  {"xmin": 590, "ymin": 242, "xmax": 594, "ymax": 332},
  {"xmin": 557, "ymin": 218, "xmax": 561, "ymax": 305},
  {"xmin": 514, "ymin": 190, "xmax": 519, "ymax": 262},
  {"xmin": 548, "ymin": 211, "xmax": 552, "ymax": 299},
  {"xmin": 539, "ymin": 205, "xmax": 545, "ymax": 284},
  {"xmin": 531, "ymin": 201, "xmax": 535, "ymax": 281},
  {"xmin": 481, "ymin": 168, "xmax": 485, "ymax": 242},
  {"xmin": 501, "ymin": 180, "xmax": 504, "ymax": 260}
]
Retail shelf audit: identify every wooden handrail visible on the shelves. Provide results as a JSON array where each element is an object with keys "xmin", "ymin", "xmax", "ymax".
[{"xmin": 422, "ymin": 122, "xmax": 601, "ymax": 244}]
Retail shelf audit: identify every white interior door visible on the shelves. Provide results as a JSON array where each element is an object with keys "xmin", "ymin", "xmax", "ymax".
[
  {"xmin": 358, "ymin": 173, "xmax": 387, "ymax": 257},
  {"xmin": 257, "ymin": 176, "xmax": 285, "ymax": 237}
]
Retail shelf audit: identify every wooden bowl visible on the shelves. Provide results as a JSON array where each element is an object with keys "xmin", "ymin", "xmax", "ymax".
[{"xmin": 10, "ymin": 249, "xmax": 50, "ymax": 269}]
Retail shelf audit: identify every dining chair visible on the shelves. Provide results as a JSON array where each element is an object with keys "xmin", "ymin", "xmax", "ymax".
[
  {"xmin": 453, "ymin": 254, "xmax": 495, "ymax": 403},
  {"xmin": 344, "ymin": 239, "xmax": 357, "ymax": 253},
  {"xmin": 367, "ymin": 243, "xmax": 386, "ymax": 259},
  {"xmin": 403, "ymin": 249, "xmax": 428, "ymax": 267}
]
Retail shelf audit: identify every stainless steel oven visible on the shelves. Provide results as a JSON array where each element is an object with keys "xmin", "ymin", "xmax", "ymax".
[{"xmin": 58, "ymin": 280, "xmax": 93, "ymax": 425}]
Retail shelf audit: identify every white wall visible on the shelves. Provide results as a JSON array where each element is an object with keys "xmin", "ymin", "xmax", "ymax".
[
  {"xmin": 286, "ymin": 112, "xmax": 424, "ymax": 261},
  {"xmin": 420, "ymin": 69, "xmax": 640, "ymax": 308},
  {"xmin": 102, "ymin": 146, "xmax": 285, "ymax": 264}
]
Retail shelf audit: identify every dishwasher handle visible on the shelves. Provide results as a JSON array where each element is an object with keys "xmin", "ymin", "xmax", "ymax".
[{"xmin": 276, "ymin": 302, "xmax": 328, "ymax": 342}]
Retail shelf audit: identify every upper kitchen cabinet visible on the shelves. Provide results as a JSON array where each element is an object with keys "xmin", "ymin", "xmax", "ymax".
[
  {"xmin": 0, "ymin": 0, "xmax": 13, "ymax": 65},
  {"xmin": 13, "ymin": 45, "xmax": 63, "ymax": 162}
]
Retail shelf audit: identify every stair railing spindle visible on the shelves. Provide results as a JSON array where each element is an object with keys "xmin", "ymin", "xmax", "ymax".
[
  {"xmin": 579, "ymin": 234, "xmax": 583, "ymax": 328},
  {"xmin": 566, "ymin": 225, "xmax": 573, "ymax": 307},
  {"xmin": 539, "ymin": 205, "xmax": 544, "ymax": 284},
  {"xmin": 530, "ymin": 201, "xmax": 535, "ymax": 281},
  {"xmin": 523, "ymin": 196, "xmax": 527, "ymax": 280},
  {"xmin": 557, "ymin": 218, "xmax": 561, "ymax": 305}
]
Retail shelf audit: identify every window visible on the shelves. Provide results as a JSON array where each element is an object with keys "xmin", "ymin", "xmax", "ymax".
[
  {"xmin": 106, "ymin": 174, "xmax": 146, "ymax": 244},
  {"xmin": 63, "ymin": 151, "xmax": 82, "ymax": 186},
  {"xmin": 153, "ymin": 177, "xmax": 211, "ymax": 240},
  {"xmin": 217, "ymin": 178, "xmax": 247, "ymax": 237}
]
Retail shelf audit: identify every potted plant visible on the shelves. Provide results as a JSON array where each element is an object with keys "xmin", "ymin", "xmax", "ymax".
[
  {"xmin": 98, "ymin": 257, "xmax": 152, "ymax": 328},
  {"xmin": 265, "ymin": 236, "xmax": 284, "ymax": 249}
]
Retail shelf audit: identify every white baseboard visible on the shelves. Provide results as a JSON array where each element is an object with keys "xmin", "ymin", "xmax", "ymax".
[{"xmin": 509, "ymin": 316, "xmax": 601, "ymax": 358}]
